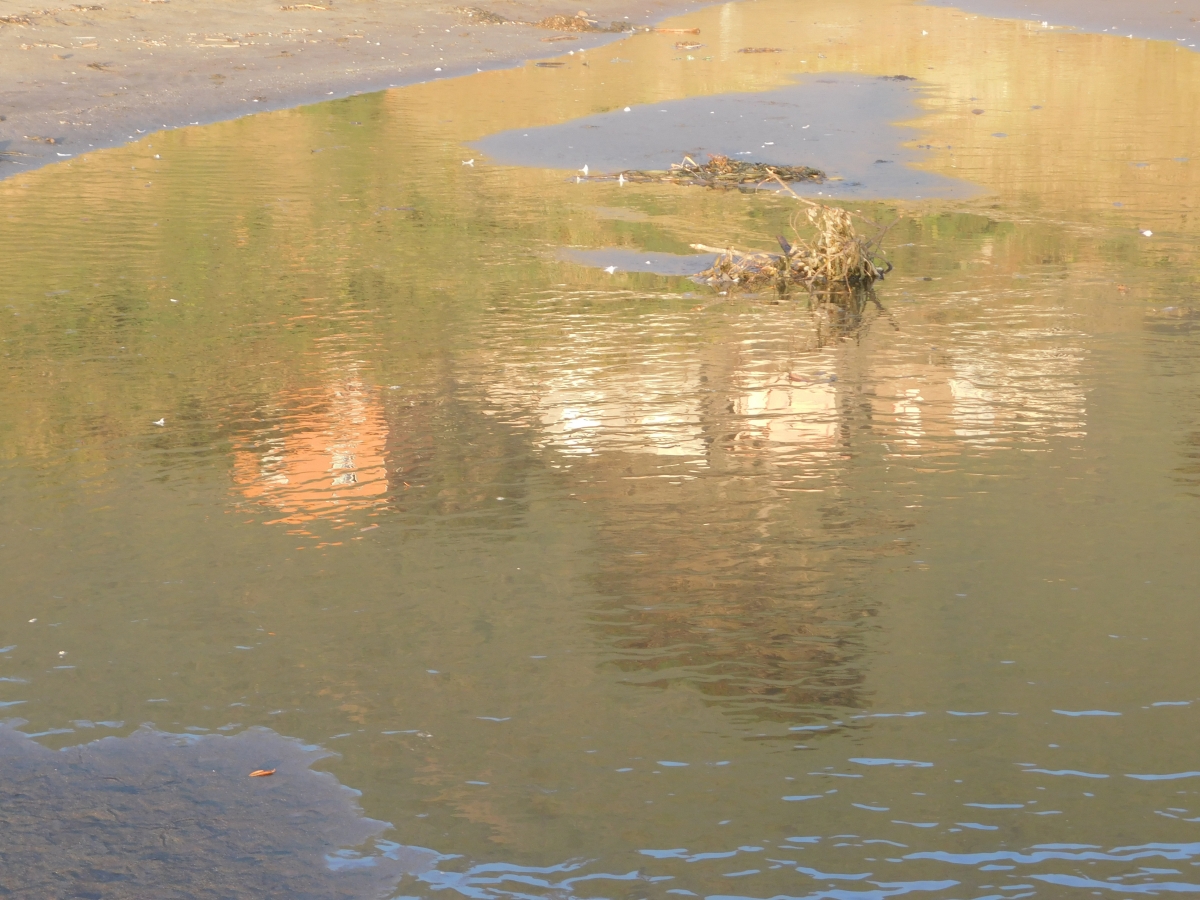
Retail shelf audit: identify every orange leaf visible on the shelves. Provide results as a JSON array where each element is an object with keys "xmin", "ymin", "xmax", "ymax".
[{"xmin": 248, "ymin": 768, "xmax": 276, "ymax": 777}]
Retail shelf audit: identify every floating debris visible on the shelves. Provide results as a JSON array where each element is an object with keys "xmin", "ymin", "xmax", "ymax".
[
  {"xmin": 674, "ymin": 40, "xmax": 704, "ymax": 50},
  {"xmin": 606, "ymin": 154, "xmax": 823, "ymax": 189},
  {"xmin": 879, "ymin": 74, "xmax": 917, "ymax": 81},
  {"xmin": 692, "ymin": 178, "xmax": 894, "ymax": 295},
  {"xmin": 535, "ymin": 60, "xmax": 565, "ymax": 67},
  {"xmin": 656, "ymin": 27, "xmax": 700, "ymax": 34},
  {"xmin": 737, "ymin": 46, "xmax": 784, "ymax": 53}
]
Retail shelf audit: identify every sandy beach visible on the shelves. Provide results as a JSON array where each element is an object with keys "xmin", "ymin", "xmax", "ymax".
[{"xmin": 0, "ymin": 0, "xmax": 702, "ymax": 178}]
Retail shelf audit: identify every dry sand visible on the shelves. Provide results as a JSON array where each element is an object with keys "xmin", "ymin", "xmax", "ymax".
[{"xmin": 0, "ymin": 0, "xmax": 701, "ymax": 178}]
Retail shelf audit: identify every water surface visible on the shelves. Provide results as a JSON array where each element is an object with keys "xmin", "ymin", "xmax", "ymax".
[{"xmin": 2, "ymin": 0, "xmax": 1199, "ymax": 897}]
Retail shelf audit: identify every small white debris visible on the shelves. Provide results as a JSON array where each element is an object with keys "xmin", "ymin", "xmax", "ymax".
[
  {"xmin": 153, "ymin": 418, "xmax": 165, "ymax": 426},
  {"xmin": 623, "ymin": 106, "xmax": 631, "ymax": 112},
  {"xmin": 580, "ymin": 164, "xmax": 589, "ymax": 176},
  {"xmin": 1142, "ymin": 230, "xmax": 1153, "ymax": 237},
  {"xmin": 462, "ymin": 158, "xmax": 474, "ymax": 166},
  {"xmin": 170, "ymin": 298, "xmax": 177, "ymax": 303},
  {"xmin": 604, "ymin": 265, "xmax": 617, "ymax": 274},
  {"xmin": 29, "ymin": 619, "xmax": 37, "ymax": 623},
  {"xmin": 618, "ymin": 173, "xmax": 625, "ymax": 185},
  {"xmin": 58, "ymin": 651, "xmax": 67, "ymax": 657}
]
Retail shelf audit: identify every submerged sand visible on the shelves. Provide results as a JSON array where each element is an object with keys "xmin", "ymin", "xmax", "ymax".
[{"xmin": 0, "ymin": 0, "xmax": 701, "ymax": 177}]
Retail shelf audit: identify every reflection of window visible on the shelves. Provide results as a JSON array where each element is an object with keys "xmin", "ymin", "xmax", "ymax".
[{"xmin": 332, "ymin": 472, "xmax": 359, "ymax": 486}]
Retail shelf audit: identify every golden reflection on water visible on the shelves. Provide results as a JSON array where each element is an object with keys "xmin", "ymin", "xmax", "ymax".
[{"xmin": 382, "ymin": 0, "xmax": 1200, "ymax": 230}]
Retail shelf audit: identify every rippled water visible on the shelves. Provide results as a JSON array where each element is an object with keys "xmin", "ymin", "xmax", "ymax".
[{"xmin": 2, "ymin": 0, "xmax": 1200, "ymax": 897}]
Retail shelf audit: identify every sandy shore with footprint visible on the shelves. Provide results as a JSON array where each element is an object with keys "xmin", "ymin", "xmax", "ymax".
[{"xmin": 0, "ymin": 0, "xmax": 703, "ymax": 178}]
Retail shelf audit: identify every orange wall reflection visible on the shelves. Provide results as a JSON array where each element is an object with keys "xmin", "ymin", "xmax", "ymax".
[{"xmin": 232, "ymin": 375, "xmax": 388, "ymax": 529}]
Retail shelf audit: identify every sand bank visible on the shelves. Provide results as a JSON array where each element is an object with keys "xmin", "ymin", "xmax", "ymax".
[{"xmin": 0, "ymin": 0, "xmax": 701, "ymax": 178}]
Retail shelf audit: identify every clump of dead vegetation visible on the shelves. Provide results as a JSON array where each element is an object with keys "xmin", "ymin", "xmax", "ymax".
[
  {"xmin": 692, "ymin": 178, "xmax": 894, "ymax": 296},
  {"xmin": 453, "ymin": 7, "xmax": 637, "ymax": 32},
  {"xmin": 609, "ymin": 154, "xmax": 824, "ymax": 189}
]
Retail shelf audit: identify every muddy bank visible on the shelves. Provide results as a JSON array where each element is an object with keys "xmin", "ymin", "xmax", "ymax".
[
  {"xmin": 0, "ymin": 0, "xmax": 706, "ymax": 178},
  {"xmin": 0, "ymin": 722, "xmax": 439, "ymax": 898}
]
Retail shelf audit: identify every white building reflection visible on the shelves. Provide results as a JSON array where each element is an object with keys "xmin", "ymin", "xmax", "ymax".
[{"xmin": 476, "ymin": 298, "xmax": 1087, "ymax": 466}]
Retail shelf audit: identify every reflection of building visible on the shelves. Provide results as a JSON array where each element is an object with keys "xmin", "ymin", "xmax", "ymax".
[
  {"xmin": 472, "ymin": 299, "xmax": 1090, "ymax": 725},
  {"xmin": 872, "ymin": 323, "xmax": 1087, "ymax": 452},
  {"xmin": 732, "ymin": 370, "xmax": 839, "ymax": 453},
  {"xmin": 486, "ymin": 318, "xmax": 708, "ymax": 458},
  {"xmin": 232, "ymin": 375, "xmax": 389, "ymax": 529}
]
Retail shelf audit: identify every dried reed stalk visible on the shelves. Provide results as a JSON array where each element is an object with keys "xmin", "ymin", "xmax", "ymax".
[{"xmin": 693, "ymin": 173, "xmax": 894, "ymax": 295}]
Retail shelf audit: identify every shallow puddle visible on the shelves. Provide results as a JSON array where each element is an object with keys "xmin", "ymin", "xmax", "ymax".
[
  {"xmin": 473, "ymin": 76, "xmax": 975, "ymax": 199},
  {"xmin": 924, "ymin": 0, "xmax": 1200, "ymax": 47},
  {"xmin": 2, "ymin": 0, "xmax": 1200, "ymax": 897}
]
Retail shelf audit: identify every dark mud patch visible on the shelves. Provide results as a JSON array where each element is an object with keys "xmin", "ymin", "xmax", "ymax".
[
  {"xmin": 0, "ymin": 721, "xmax": 439, "ymax": 899},
  {"xmin": 472, "ymin": 76, "xmax": 976, "ymax": 199}
]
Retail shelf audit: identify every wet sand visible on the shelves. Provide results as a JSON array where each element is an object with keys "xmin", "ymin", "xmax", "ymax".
[{"xmin": 0, "ymin": 0, "xmax": 703, "ymax": 178}]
